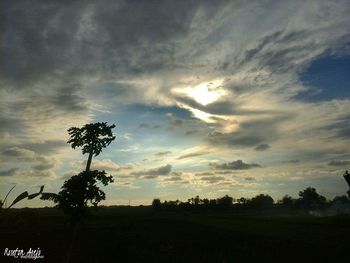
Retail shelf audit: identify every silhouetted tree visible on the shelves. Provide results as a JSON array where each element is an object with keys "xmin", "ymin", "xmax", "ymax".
[
  {"xmin": 194, "ymin": 195, "xmax": 200, "ymax": 206},
  {"xmin": 41, "ymin": 122, "xmax": 115, "ymax": 222},
  {"xmin": 209, "ymin": 199, "xmax": 217, "ymax": 208},
  {"xmin": 332, "ymin": 195, "xmax": 349, "ymax": 204},
  {"xmin": 67, "ymin": 122, "xmax": 116, "ymax": 172},
  {"xmin": 152, "ymin": 198, "xmax": 161, "ymax": 210},
  {"xmin": 202, "ymin": 198, "xmax": 209, "ymax": 207},
  {"xmin": 297, "ymin": 187, "xmax": 327, "ymax": 209},
  {"xmin": 237, "ymin": 197, "xmax": 249, "ymax": 205},
  {"xmin": 249, "ymin": 194, "xmax": 274, "ymax": 209},
  {"xmin": 43, "ymin": 171, "xmax": 113, "ymax": 218},
  {"xmin": 278, "ymin": 195, "xmax": 295, "ymax": 208},
  {"xmin": 217, "ymin": 195, "xmax": 233, "ymax": 209},
  {"xmin": 331, "ymin": 195, "xmax": 350, "ymax": 210},
  {"xmin": 343, "ymin": 170, "xmax": 350, "ymax": 198}
]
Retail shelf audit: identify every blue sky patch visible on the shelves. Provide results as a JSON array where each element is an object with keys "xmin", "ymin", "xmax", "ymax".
[{"xmin": 296, "ymin": 54, "xmax": 350, "ymax": 101}]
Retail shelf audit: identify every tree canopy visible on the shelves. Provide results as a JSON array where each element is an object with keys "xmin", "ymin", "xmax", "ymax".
[{"xmin": 67, "ymin": 122, "xmax": 116, "ymax": 172}]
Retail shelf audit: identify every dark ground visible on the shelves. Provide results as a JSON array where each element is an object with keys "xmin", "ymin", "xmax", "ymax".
[{"xmin": 1, "ymin": 207, "xmax": 350, "ymax": 263}]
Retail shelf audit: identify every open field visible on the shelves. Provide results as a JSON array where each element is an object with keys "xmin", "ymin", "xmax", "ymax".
[{"xmin": 1, "ymin": 207, "xmax": 350, "ymax": 263}]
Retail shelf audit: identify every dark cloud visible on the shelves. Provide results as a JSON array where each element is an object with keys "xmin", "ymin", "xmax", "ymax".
[
  {"xmin": 185, "ymin": 130, "xmax": 198, "ymax": 135},
  {"xmin": 200, "ymin": 176, "xmax": 225, "ymax": 183},
  {"xmin": 22, "ymin": 140, "xmax": 66, "ymax": 155},
  {"xmin": 206, "ymin": 115, "xmax": 292, "ymax": 148},
  {"xmin": 1, "ymin": 0, "xmax": 209, "ymax": 88},
  {"xmin": 207, "ymin": 131, "xmax": 264, "ymax": 148},
  {"xmin": 242, "ymin": 30, "xmax": 312, "ymax": 72},
  {"xmin": 163, "ymin": 172, "xmax": 184, "ymax": 182},
  {"xmin": 210, "ymin": 160, "xmax": 261, "ymax": 170},
  {"xmin": 0, "ymin": 168, "xmax": 19, "ymax": 176},
  {"xmin": 243, "ymin": 31, "xmax": 284, "ymax": 64},
  {"xmin": 0, "ymin": 116, "xmax": 28, "ymax": 135},
  {"xmin": 328, "ymin": 160, "xmax": 350, "ymax": 166},
  {"xmin": 245, "ymin": 177, "xmax": 256, "ymax": 181},
  {"xmin": 51, "ymin": 84, "xmax": 88, "ymax": 112},
  {"xmin": 154, "ymin": 151, "xmax": 172, "ymax": 157},
  {"xmin": 255, "ymin": 143, "xmax": 270, "ymax": 151},
  {"xmin": 131, "ymin": 164, "xmax": 172, "ymax": 178},
  {"xmin": 139, "ymin": 123, "xmax": 150, "ymax": 129},
  {"xmin": 2, "ymin": 147, "xmax": 35, "ymax": 160},
  {"xmin": 283, "ymin": 159, "xmax": 300, "ymax": 164},
  {"xmin": 32, "ymin": 163, "xmax": 55, "ymax": 171},
  {"xmin": 139, "ymin": 123, "xmax": 161, "ymax": 129},
  {"xmin": 166, "ymin": 176, "xmax": 183, "ymax": 181},
  {"xmin": 32, "ymin": 157, "xmax": 57, "ymax": 171},
  {"xmin": 171, "ymin": 119, "xmax": 183, "ymax": 126},
  {"xmin": 337, "ymin": 127, "xmax": 350, "ymax": 139},
  {"xmin": 177, "ymin": 151, "xmax": 209, "ymax": 160}
]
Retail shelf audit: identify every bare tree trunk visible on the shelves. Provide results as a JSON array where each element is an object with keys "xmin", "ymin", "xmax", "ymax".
[{"xmin": 85, "ymin": 145, "xmax": 94, "ymax": 172}]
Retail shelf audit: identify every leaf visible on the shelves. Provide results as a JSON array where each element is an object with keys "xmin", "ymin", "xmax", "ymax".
[
  {"xmin": 8, "ymin": 191, "xmax": 28, "ymax": 208},
  {"xmin": 28, "ymin": 193, "xmax": 40, "ymax": 199},
  {"xmin": 40, "ymin": 192, "xmax": 60, "ymax": 203}
]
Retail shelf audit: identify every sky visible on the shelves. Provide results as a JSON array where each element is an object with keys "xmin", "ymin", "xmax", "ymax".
[{"xmin": 1, "ymin": 0, "xmax": 350, "ymax": 207}]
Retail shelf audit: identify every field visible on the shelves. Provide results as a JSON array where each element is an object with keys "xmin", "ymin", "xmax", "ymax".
[{"xmin": 1, "ymin": 207, "xmax": 350, "ymax": 263}]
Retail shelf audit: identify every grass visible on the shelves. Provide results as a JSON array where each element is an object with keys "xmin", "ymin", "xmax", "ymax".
[{"xmin": 1, "ymin": 207, "xmax": 349, "ymax": 262}]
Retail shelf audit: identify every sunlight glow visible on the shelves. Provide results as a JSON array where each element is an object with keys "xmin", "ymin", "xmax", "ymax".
[{"xmin": 173, "ymin": 79, "xmax": 226, "ymax": 106}]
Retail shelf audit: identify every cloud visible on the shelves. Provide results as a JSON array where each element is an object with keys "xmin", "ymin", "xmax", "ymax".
[
  {"xmin": 283, "ymin": 159, "xmax": 300, "ymax": 164},
  {"xmin": 154, "ymin": 151, "xmax": 172, "ymax": 157},
  {"xmin": 171, "ymin": 119, "xmax": 183, "ymax": 127},
  {"xmin": 139, "ymin": 123, "xmax": 150, "ymax": 129},
  {"xmin": 206, "ymin": 131, "xmax": 264, "ymax": 148},
  {"xmin": 32, "ymin": 156, "xmax": 58, "ymax": 171},
  {"xmin": 210, "ymin": 160, "xmax": 261, "ymax": 170},
  {"xmin": 139, "ymin": 123, "xmax": 161, "ymax": 129},
  {"xmin": 131, "ymin": 164, "xmax": 172, "ymax": 178},
  {"xmin": 0, "ymin": 167, "xmax": 54, "ymax": 177},
  {"xmin": 2, "ymin": 147, "xmax": 36, "ymax": 160},
  {"xmin": 176, "ymin": 147, "xmax": 211, "ymax": 160},
  {"xmin": 185, "ymin": 130, "xmax": 198, "ymax": 135},
  {"xmin": 254, "ymin": 143, "xmax": 270, "ymax": 151},
  {"xmin": 200, "ymin": 176, "xmax": 225, "ymax": 183},
  {"xmin": 2, "ymin": 0, "xmax": 350, "ymax": 201},
  {"xmin": 0, "ymin": 168, "xmax": 20, "ymax": 176},
  {"xmin": 90, "ymin": 159, "xmax": 121, "ymax": 171},
  {"xmin": 206, "ymin": 114, "xmax": 292, "ymax": 149},
  {"xmin": 328, "ymin": 160, "xmax": 350, "ymax": 166},
  {"xmin": 21, "ymin": 140, "xmax": 67, "ymax": 155},
  {"xmin": 177, "ymin": 152, "xmax": 209, "ymax": 160},
  {"xmin": 245, "ymin": 177, "xmax": 256, "ymax": 181}
]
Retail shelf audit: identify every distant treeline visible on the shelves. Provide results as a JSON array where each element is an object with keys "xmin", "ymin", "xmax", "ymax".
[{"xmin": 152, "ymin": 187, "xmax": 350, "ymax": 211}]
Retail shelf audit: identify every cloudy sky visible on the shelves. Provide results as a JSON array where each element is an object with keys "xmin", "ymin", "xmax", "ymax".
[{"xmin": 1, "ymin": 0, "xmax": 350, "ymax": 207}]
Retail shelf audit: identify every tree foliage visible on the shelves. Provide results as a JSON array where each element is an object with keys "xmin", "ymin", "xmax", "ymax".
[
  {"xmin": 41, "ymin": 122, "xmax": 116, "ymax": 222},
  {"xmin": 297, "ymin": 187, "xmax": 327, "ymax": 209},
  {"xmin": 67, "ymin": 122, "xmax": 116, "ymax": 156},
  {"xmin": 42, "ymin": 171, "xmax": 113, "ymax": 216},
  {"xmin": 249, "ymin": 194, "xmax": 274, "ymax": 208},
  {"xmin": 68, "ymin": 122, "xmax": 116, "ymax": 172}
]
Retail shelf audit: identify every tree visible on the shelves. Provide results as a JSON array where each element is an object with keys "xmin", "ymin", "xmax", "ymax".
[
  {"xmin": 343, "ymin": 170, "xmax": 350, "ymax": 198},
  {"xmin": 297, "ymin": 187, "xmax": 327, "ymax": 209},
  {"xmin": 67, "ymin": 122, "xmax": 116, "ymax": 172},
  {"xmin": 41, "ymin": 122, "xmax": 116, "ymax": 222},
  {"xmin": 237, "ymin": 197, "xmax": 249, "ymax": 205},
  {"xmin": 152, "ymin": 198, "xmax": 162, "ymax": 211},
  {"xmin": 217, "ymin": 195, "xmax": 233, "ymax": 209},
  {"xmin": 249, "ymin": 194, "xmax": 274, "ymax": 209},
  {"xmin": 278, "ymin": 195, "xmax": 295, "ymax": 208},
  {"xmin": 43, "ymin": 171, "xmax": 113, "ymax": 218}
]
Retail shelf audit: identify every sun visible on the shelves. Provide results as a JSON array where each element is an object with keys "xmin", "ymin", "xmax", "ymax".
[{"xmin": 172, "ymin": 79, "xmax": 226, "ymax": 106}]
